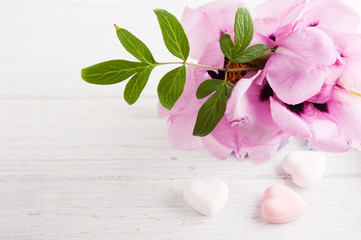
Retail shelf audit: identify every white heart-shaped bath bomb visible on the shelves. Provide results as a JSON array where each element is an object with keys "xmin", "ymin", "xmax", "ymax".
[
  {"xmin": 282, "ymin": 151, "xmax": 327, "ymax": 188},
  {"xmin": 183, "ymin": 177, "xmax": 229, "ymax": 216}
]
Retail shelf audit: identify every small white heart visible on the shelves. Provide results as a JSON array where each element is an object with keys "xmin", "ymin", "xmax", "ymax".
[
  {"xmin": 282, "ymin": 151, "xmax": 327, "ymax": 188},
  {"xmin": 183, "ymin": 177, "xmax": 229, "ymax": 216}
]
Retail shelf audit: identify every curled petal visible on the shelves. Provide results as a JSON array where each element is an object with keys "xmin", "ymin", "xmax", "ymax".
[
  {"xmin": 225, "ymin": 71, "xmax": 259, "ymax": 119},
  {"xmin": 227, "ymin": 81, "xmax": 281, "ymax": 143}
]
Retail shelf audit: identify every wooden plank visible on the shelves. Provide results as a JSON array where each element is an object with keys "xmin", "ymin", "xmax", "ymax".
[
  {"xmin": 0, "ymin": 178, "xmax": 360, "ymax": 239},
  {"xmin": 0, "ymin": 98, "xmax": 360, "ymax": 178}
]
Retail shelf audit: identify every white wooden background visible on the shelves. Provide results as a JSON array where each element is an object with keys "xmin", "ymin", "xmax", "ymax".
[{"xmin": 1, "ymin": 0, "xmax": 361, "ymax": 239}]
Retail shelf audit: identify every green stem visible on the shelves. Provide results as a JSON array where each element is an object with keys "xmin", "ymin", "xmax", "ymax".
[
  {"xmin": 158, "ymin": 62, "xmax": 225, "ymax": 71},
  {"xmin": 224, "ymin": 61, "xmax": 232, "ymax": 82},
  {"xmin": 158, "ymin": 61, "xmax": 260, "ymax": 72},
  {"xmin": 227, "ymin": 67, "xmax": 260, "ymax": 72}
]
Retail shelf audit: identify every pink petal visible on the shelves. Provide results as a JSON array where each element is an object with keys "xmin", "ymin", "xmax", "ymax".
[
  {"xmin": 301, "ymin": 0, "xmax": 360, "ymax": 32},
  {"xmin": 339, "ymin": 59, "xmax": 361, "ymax": 93},
  {"xmin": 253, "ymin": 0, "xmax": 305, "ymax": 38},
  {"xmin": 269, "ymin": 97, "xmax": 312, "ymax": 139},
  {"xmin": 225, "ymin": 72, "xmax": 258, "ymax": 119},
  {"xmin": 307, "ymin": 63, "xmax": 344, "ymax": 103},
  {"xmin": 253, "ymin": 0, "xmax": 305, "ymax": 24},
  {"xmin": 308, "ymin": 133, "xmax": 350, "ymax": 152},
  {"xmin": 197, "ymin": 41, "xmax": 225, "ymax": 69},
  {"xmin": 251, "ymin": 33, "xmax": 277, "ymax": 48},
  {"xmin": 168, "ymin": 111, "xmax": 203, "ymax": 151},
  {"xmin": 181, "ymin": 0, "xmax": 245, "ymax": 60},
  {"xmin": 317, "ymin": 26, "xmax": 347, "ymax": 54},
  {"xmin": 199, "ymin": 0, "xmax": 246, "ymax": 34},
  {"xmin": 280, "ymin": 27, "xmax": 337, "ymax": 66},
  {"xmin": 266, "ymin": 53, "xmax": 326, "ymax": 104},
  {"xmin": 181, "ymin": 7, "xmax": 216, "ymax": 60},
  {"xmin": 342, "ymin": 34, "xmax": 361, "ymax": 58},
  {"xmin": 306, "ymin": 105, "xmax": 349, "ymax": 152},
  {"xmin": 226, "ymin": 81, "xmax": 281, "ymax": 143},
  {"xmin": 328, "ymin": 88, "xmax": 361, "ymax": 146},
  {"xmin": 245, "ymin": 134, "xmax": 284, "ymax": 165},
  {"xmin": 158, "ymin": 102, "xmax": 170, "ymax": 119},
  {"xmin": 253, "ymin": 18, "xmax": 280, "ymax": 37},
  {"xmin": 201, "ymin": 136, "xmax": 233, "ymax": 160},
  {"xmin": 202, "ymin": 117, "xmax": 239, "ymax": 160},
  {"xmin": 274, "ymin": 23, "xmax": 294, "ymax": 44},
  {"xmin": 234, "ymin": 151, "xmax": 247, "ymax": 161},
  {"xmin": 339, "ymin": 34, "xmax": 361, "ymax": 93},
  {"xmin": 309, "ymin": 118, "xmax": 339, "ymax": 143}
]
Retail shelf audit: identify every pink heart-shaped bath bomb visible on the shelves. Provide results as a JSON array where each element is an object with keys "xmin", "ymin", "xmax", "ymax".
[
  {"xmin": 260, "ymin": 185, "xmax": 307, "ymax": 224},
  {"xmin": 183, "ymin": 177, "xmax": 229, "ymax": 216}
]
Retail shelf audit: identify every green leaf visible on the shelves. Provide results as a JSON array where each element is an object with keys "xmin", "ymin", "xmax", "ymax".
[
  {"xmin": 193, "ymin": 81, "xmax": 234, "ymax": 137},
  {"xmin": 219, "ymin": 34, "xmax": 235, "ymax": 61},
  {"xmin": 234, "ymin": 8, "xmax": 254, "ymax": 54},
  {"xmin": 115, "ymin": 27, "xmax": 156, "ymax": 64},
  {"xmin": 196, "ymin": 79, "xmax": 225, "ymax": 99},
  {"xmin": 124, "ymin": 66, "xmax": 154, "ymax": 105},
  {"xmin": 234, "ymin": 44, "xmax": 269, "ymax": 63},
  {"xmin": 157, "ymin": 65, "xmax": 186, "ymax": 110},
  {"xmin": 193, "ymin": 84, "xmax": 227, "ymax": 137},
  {"xmin": 81, "ymin": 60, "xmax": 149, "ymax": 85},
  {"xmin": 154, "ymin": 9, "xmax": 190, "ymax": 61},
  {"xmin": 225, "ymin": 81, "xmax": 235, "ymax": 99}
]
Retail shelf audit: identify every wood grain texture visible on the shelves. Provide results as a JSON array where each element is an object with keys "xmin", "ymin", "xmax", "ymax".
[
  {"xmin": 1, "ymin": 0, "xmax": 361, "ymax": 239},
  {"xmin": 0, "ymin": 99, "xmax": 361, "ymax": 239}
]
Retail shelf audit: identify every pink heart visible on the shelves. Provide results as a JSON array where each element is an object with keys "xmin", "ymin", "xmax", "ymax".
[{"xmin": 260, "ymin": 185, "xmax": 307, "ymax": 224}]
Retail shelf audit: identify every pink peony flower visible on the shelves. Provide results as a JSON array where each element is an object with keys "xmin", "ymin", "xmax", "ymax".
[{"xmin": 159, "ymin": 0, "xmax": 361, "ymax": 163}]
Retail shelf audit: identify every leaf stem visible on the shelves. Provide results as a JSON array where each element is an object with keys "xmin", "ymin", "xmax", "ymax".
[
  {"xmin": 158, "ymin": 62, "xmax": 225, "ymax": 71},
  {"xmin": 158, "ymin": 61, "xmax": 260, "ymax": 72},
  {"xmin": 227, "ymin": 67, "xmax": 260, "ymax": 72},
  {"xmin": 224, "ymin": 61, "xmax": 232, "ymax": 82}
]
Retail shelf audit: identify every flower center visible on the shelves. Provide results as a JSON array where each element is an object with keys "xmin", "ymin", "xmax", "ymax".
[
  {"xmin": 224, "ymin": 59, "xmax": 257, "ymax": 84},
  {"xmin": 259, "ymin": 84, "xmax": 274, "ymax": 101}
]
